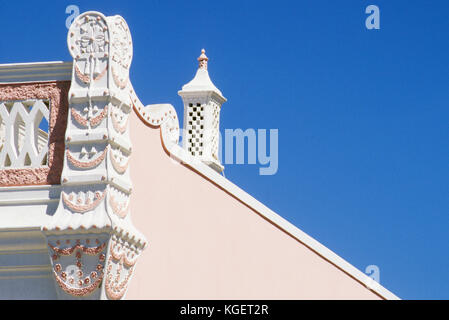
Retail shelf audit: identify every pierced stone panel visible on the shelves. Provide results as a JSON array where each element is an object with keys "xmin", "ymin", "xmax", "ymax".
[
  {"xmin": 0, "ymin": 81, "xmax": 69, "ymax": 186},
  {"xmin": 0, "ymin": 99, "xmax": 50, "ymax": 168},
  {"xmin": 186, "ymin": 103, "xmax": 204, "ymax": 157},
  {"xmin": 210, "ymin": 101, "xmax": 221, "ymax": 160}
]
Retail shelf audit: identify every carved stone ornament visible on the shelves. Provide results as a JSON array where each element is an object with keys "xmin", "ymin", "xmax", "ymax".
[
  {"xmin": 48, "ymin": 236, "xmax": 108, "ymax": 299},
  {"xmin": 68, "ymin": 13, "xmax": 109, "ymax": 85},
  {"xmin": 104, "ymin": 232, "xmax": 143, "ymax": 300},
  {"xmin": 42, "ymin": 11, "xmax": 147, "ymax": 300},
  {"xmin": 109, "ymin": 15, "xmax": 133, "ymax": 89}
]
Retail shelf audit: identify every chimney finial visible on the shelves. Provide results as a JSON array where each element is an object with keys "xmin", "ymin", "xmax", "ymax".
[{"xmin": 198, "ymin": 49, "xmax": 208, "ymax": 70}]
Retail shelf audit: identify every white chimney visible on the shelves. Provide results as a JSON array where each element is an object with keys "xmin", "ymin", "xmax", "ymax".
[{"xmin": 178, "ymin": 49, "xmax": 226, "ymax": 172}]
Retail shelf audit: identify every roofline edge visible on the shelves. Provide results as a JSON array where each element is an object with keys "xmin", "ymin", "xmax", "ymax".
[
  {"xmin": 0, "ymin": 61, "xmax": 73, "ymax": 84},
  {"xmin": 164, "ymin": 143, "xmax": 401, "ymax": 300}
]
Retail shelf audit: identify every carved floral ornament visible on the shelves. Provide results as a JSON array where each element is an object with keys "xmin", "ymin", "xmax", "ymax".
[
  {"xmin": 68, "ymin": 12, "xmax": 110, "ymax": 84},
  {"xmin": 49, "ymin": 238, "xmax": 108, "ymax": 297}
]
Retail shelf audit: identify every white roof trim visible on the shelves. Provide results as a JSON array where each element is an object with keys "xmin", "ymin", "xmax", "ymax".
[
  {"xmin": 0, "ymin": 184, "xmax": 61, "ymax": 205},
  {"xmin": 0, "ymin": 61, "xmax": 72, "ymax": 83},
  {"xmin": 166, "ymin": 144, "xmax": 401, "ymax": 300}
]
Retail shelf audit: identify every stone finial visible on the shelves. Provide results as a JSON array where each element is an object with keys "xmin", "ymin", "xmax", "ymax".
[{"xmin": 198, "ymin": 49, "xmax": 208, "ymax": 70}]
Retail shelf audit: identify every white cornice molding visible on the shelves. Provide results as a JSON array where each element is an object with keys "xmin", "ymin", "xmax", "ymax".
[
  {"xmin": 0, "ymin": 228, "xmax": 53, "ymax": 291},
  {"xmin": 0, "ymin": 61, "xmax": 72, "ymax": 83},
  {"xmin": 0, "ymin": 228, "xmax": 48, "ymax": 259},
  {"xmin": 0, "ymin": 185, "xmax": 61, "ymax": 205}
]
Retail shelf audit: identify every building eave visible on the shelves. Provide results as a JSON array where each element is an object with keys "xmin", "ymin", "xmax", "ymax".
[
  {"xmin": 178, "ymin": 89, "xmax": 227, "ymax": 103},
  {"xmin": 0, "ymin": 61, "xmax": 72, "ymax": 84}
]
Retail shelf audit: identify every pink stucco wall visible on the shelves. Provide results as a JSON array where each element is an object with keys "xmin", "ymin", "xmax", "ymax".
[{"xmin": 126, "ymin": 112, "xmax": 381, "ymax": 300}]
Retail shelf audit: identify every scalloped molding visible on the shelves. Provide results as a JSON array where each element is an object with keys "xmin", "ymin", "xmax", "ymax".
[
  {"xmin": 70, "ymin": 105, "xmax": 108, "ymax": 128},
  {"xmin": 66, "ymin": 146, "xmax": 108, "ymax": 169},
  {"xmin": 75, "ymin": 64, "xmax": 108, "ymax": 84},
  {"xmin": 61, "ymin": 190, "xmax": 105, "ymax": 213}
]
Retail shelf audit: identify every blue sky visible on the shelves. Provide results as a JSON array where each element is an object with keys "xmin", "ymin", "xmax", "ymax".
[{"xmin": 1, "ymin": 0, "xmax": 448, "ymax": 299}]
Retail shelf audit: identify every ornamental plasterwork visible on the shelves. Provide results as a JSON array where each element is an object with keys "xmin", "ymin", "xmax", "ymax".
[
  {"xmin": 36, "ymin": 9, "xmax": 185, "ymax": 299},
  {"xmin": 104, "ymin": 231, "xmax": 144, "ymax": 300},
  {"xmin": 61, "ymin": 190, "xmax": 106, "ymax": 214},
  {"xmin": 111, "ymin": 104, "xmax": 129, "ymax": 134},
  {"xmin": 109, "ymin": 15, "xmax": 133, "ymax": 89},
  {"xmin": 68, "ymin": 14, "xmax": 109, "ymax": 85},
  {"xmin": 70, "ymin": 104, "xmax": 108, "ymax": 127},
  {"xmin": 108, "ymin": 188, "xmax": 130, "ymax": 219},
  {"xmin": 42, "ymin": 11, "xmax": 148, "ymax": 300},
  {"xmin": 109, "ymin": 147, "xmax": 129, "ymax": 174},
  {"xmin": 66, "ymin": 145, "xmax": 108, "ymax": 169},
  {"xmin": 130, "ymin": 84, "xmax": 180, "ymax": 151},
  {"xmin": 48, "ymin": 235, "xmax": 108, "ymax": 298}
]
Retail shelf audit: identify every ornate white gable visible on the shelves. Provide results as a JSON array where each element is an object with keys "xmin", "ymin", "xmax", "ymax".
[{"xmin": 42, "ymin": 11, "xmax": 146, "ymax": 300}]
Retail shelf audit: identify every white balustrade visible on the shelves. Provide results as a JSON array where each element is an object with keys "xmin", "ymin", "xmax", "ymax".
[{"xmin": 0, "ymin": 99, "xmax": 49, "ymax": 168}]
